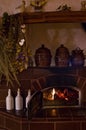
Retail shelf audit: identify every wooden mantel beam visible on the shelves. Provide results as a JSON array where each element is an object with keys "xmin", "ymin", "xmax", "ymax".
[{"xmin": 21, "ymin": 11, "xmax": 86, "ymax": 24}]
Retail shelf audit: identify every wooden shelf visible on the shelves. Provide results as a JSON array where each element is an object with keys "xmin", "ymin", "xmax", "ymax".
[{"xmin": 22, "ymin": 11, "xmax": 86, "ymax": 24}]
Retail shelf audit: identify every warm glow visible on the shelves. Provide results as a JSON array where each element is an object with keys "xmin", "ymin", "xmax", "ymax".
[{"xmin": 52, "ymin": 88, "xmax": 55, "ymax": 100}]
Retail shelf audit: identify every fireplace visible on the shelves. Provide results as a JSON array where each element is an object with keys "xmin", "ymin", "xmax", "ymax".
[
  {"xmin": 27, "ymin": 86, "xmax": 81, "ymax": 119},
  {"xmin": 25, "ymin": 67, "xmax": 86, "ymax": 120},
  {"xmin": 42, "ymin": 86, "xmax": 81, "ymax": 108}
]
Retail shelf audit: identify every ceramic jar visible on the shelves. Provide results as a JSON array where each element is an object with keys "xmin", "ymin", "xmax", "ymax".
[
  {"xmin": 26, "ymin": 89, "xmax": 31, "ymax": 108},
  {"xmin": 55, "ymin": 44, "xmax": 70, "ymax": 67},
  {"xmin": 15, "ymin": 88, "xmax": 23, "ymax": 110},
  {"xmin": 71, "ymin": 47, "xmax": 85, "ymax": 66},
  {"xmin": 6, "ymin": 89, "xmax": 14, "ymax": 110},
  {"xmin": 34, "ymin": 44, "xmax": 52, "ymax": 67}
]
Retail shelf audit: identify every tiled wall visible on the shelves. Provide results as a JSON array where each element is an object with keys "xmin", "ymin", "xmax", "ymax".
[{"xmin": 0, "ymin": 110, "xmax": 86, "ymax": 130}]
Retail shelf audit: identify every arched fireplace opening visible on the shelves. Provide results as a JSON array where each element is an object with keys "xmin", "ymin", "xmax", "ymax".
[
  {"xmin": 25, "ymin": 67, "xmax": 86, "ymax": 120},
  {"xmin": 42, "ymin": 86, "xmax": 81, "ymax": 108}
]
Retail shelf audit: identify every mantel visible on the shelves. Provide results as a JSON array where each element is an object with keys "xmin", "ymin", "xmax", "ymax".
[{"xmin": 21, "ymin": 11, "xmax": 86, "ymax": 24}]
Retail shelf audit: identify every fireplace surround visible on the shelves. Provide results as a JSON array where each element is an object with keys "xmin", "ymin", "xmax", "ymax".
[
  {"xmin": 27, "ymin": 86, "xmax": 82, "ymax": 120},
  {"xmin": 19, "ymin": 66, "xmax": 86, "ymax": 108},
  {"xmin": 0, "ymin": 66, "xmax": 86, "ymax": 108}
]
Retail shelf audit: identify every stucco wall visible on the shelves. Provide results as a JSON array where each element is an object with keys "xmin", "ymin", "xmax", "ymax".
[{"xmin": 0, "ymin": 0, "xmax": 83, "ymax": 15}]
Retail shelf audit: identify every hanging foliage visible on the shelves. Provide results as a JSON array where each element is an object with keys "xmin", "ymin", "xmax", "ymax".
[{"xmin": 0, "ymin": 12, "xmax": 32, "ymax": 86}]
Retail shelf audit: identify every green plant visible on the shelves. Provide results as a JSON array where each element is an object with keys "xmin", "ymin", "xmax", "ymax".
[
  {"xmin": 0, "ymin": 12, "xmax": 19, "ymax": 86},
  {"xmin": 30, "ymin": 0, "xmax": 47, "ymax": 10},
  {"xmin": 56, "ymin": 4, "xmax": 71, "ymax": 11},
  {"xmin": 0, "ymin": 35, "xmax": 19, "ymax": 86},
  {"xmin": 0, "ymin": 12, "xmax": 32, "ymax": 86}
]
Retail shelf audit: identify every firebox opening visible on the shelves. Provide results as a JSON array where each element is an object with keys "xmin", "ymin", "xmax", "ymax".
[{"xmin": 42, "ymin": 86, "xmax": 81, "ymax": 109}]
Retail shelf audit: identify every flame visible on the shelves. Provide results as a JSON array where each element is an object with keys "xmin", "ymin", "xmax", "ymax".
[
  {"xmin": 52, "ymin": 88, "xmax": 55, "ymax": 100},
  {"xmin": 56, "ymin": 89, "xmax": 69, "ymax": 101}
]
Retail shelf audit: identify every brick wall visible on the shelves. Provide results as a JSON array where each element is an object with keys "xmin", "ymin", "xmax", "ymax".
[{"xmin": 0, "ymin": 67, "xmax": 86, "ymax": 108}]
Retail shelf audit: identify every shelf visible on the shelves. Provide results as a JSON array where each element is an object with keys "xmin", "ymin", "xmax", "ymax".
[{"xmin": 22, "ymin": 11, "xmax": 86, "ymax": 24}]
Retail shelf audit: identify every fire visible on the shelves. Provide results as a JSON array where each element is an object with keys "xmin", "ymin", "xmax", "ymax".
[
  {"xmin": 52, "ymin": 88, "xmax": 55, "ymax": 100},
  {"xmin": 43, "ymin": 87, "xmax": 80, "ymax": 108},
  {"xmin": 55, "ymin": 89, "xmax": 69, "ymax": 101}
]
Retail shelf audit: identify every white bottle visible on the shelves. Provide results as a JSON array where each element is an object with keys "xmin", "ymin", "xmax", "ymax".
[
  {"xmin": 26, "ymin": 89, "xmax": 31, "ymax": 108},
  {"xmin": 6, "ymin": 89, "xmax": 14, "ymax": 110},
  {"xmin": 15, "ymin": 88, "xmax": 23, "ymax": 110}
]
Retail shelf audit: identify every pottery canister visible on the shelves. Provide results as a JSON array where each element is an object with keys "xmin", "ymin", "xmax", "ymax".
[
  {"xmin": 71, "ymin": 47, "xmax": 85, "ymax": 66},
  {"xmin": 34, "ymin": 44, "xmax": 52, "ymax": 67},
  {"xmin": 55, "ymin": 44, "xmax": 70, "ymax": 67}
]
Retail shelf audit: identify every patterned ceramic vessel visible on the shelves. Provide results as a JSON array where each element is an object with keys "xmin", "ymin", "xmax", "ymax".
[
  {"xmin": 55, "ymin": 44, "xmax": 70, "ymax": 67},
  {"xmin": 34, "ymin": 44, "xmax": 52, "ymax": 67}
]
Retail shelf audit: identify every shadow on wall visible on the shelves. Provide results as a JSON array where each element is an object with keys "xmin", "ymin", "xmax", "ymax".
[{"xmin": 27, "ymin": 23, "xmax": 86, "ymax": 66}]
